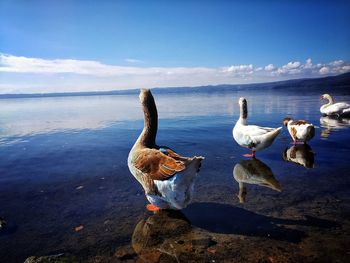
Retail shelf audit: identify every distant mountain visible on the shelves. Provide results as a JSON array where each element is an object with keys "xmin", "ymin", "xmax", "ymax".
[
  {"xmin": 1, "ymin": 72, "xmax": 349, "ymax": 99},
  {"xmin": 0, "ymin": 89, "xmax": 139, "ymax": 99},
  {"xmin": 152, "ymin": 72, "xmax": 350, "ymax": 95}
]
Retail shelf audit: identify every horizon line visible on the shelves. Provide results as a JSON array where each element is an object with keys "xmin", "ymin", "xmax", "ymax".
[{"xmin": 0, "ymin": 72, "xmax": 348, "ymax": 98}]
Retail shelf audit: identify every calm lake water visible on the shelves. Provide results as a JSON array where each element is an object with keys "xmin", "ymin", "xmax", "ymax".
[{"xmin": 0, "ymin": 90, "xmax": 350, "ymax": 262}]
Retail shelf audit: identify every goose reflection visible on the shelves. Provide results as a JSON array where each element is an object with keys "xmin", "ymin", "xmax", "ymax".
[
  {"xmin": 320, "ymin": 116, "xmax": 350, "ymax": 138},
  {"xmin": 282, "ymin": 144, "xmax": 315, "ymax": 168},
  {"xmin": 233, "ymin": 158, "xmax": 281, "ymax": 203}
]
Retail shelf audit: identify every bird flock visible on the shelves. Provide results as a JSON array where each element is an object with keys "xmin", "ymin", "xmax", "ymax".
[{"xmin": 128, "ymin": 90, "xmax": 349, "ymax": 211}]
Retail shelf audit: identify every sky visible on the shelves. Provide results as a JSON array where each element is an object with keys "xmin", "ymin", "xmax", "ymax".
[{"xmin": 0, "ymin": 0, "xmax": 350, "ymax": 94}]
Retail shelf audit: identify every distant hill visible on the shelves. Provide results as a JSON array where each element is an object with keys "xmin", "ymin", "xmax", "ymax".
[
  {"xmin": 1, "ymin": 72, "xmax": 349, "ymax": 99},
  {"xmin": 152, "ymin": 72, "xmax": 350, "ymax": 95},
  {"xmin": 0, "ymin": 89, "xmax": 140, "ymax": 99}
]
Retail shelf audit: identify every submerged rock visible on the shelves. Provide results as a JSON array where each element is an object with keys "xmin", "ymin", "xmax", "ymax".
[
  {"xmin": 24, "ymin": 253, "xmax": 77, "ymax": 263},
  {"xmin": 132, "ymin": 209, "xmax": 219, "ymax": 262},
  {"xmin": 114, "ymin": 246, "xmax": 137, "ymax": 261}
]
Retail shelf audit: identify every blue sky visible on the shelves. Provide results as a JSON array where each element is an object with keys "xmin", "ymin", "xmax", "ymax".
[{"xmin": 1, "ymin": 0, "xmax": 350, "ymax": 93}]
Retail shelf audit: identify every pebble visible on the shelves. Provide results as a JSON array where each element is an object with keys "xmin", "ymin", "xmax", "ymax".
[
  {"xmin": 0, "ymin": 217, "xmax": 6, "ymax": 229},
  {"xmin": 74, "ymin": 225, "xmax": 84, "ymax": 232}
]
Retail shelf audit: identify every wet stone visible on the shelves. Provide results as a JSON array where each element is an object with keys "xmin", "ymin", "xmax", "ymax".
[
  {"xmin": 114, "ymin": 247, "xmax": 137, "ymax": 261},
  {"xmin": 176, "ymin": 240, "xmax": 185, "ymax": 244},
  {"xmin": 191, "ymin": 238, "xmax": 217, "ymax": 248},
  {"xmin": 24, "ymin": 254, "xmax": 77, "ymax": 263}
]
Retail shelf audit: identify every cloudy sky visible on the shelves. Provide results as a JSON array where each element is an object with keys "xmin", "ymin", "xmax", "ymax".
[{"xmin": 1, "ymin": 0, "xmax": 350, "ymax": 94}]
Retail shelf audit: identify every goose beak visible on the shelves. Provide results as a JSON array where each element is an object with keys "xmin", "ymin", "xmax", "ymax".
[{"xmin": 320, "ymin": 95, "xmax": 324, "ymax": 101}]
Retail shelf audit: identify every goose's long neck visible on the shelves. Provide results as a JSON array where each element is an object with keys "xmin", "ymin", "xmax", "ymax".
[
  {"xmin": 321, "ymin": 96, "xmax": 334, "ymax": 110},
  {"xmin": 138, "ymin": 92, "xmax": 158, "ymax": 148},
  {"xmin": 326, "ymin": 96, "xmax": 334, "ymax": 106},
  {"xmin": 238, "ymin": 101, "xmax": 248, "ymax": 124},
  {"xmin": 238, "ymin": 182, "xmax": 247, "ymax": 203}
]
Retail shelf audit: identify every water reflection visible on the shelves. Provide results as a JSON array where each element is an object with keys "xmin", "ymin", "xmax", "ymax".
[
  {"xmin": 232, "ymin": 159, "xmax": 281, "ymax": 203},
  {"xmin": 0, "ymin": 92, "xmax": 317, "ymax": 139},
  {"xmin": 282, "ymin": 144, "xmax": 315, "ymax": 168},
  {"xmin": 0, "ymin": 96, "xmax": 139, "ymax": 137},
  {"xmin": 0, "ymin": 94, "xmax": 237, "ymax": 138},
  {"xmin": 320, "ymin": 116, "xmax": 350, "ymax": 138}
]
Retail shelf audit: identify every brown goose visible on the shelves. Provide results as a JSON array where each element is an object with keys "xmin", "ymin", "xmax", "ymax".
[
  {"xmin": 283, "ymin": 117, "xmax": 315, "ymax": 144},
  {"xmin": 127, "ymin": 89, "xmax": 204, "ymax": 211}
]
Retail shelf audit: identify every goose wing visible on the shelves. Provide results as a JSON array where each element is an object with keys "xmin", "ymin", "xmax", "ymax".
[
  {"xmin": 134, "ymin": 148, "xmax": 186, "ymax": 181},
  {"xmin": 235, "ymin": 125, "xmax": 272, "ymax": 147},
  {"xmin": 290, "ymin": 120, "xmax": 311, "ymax": 125},
  {"xmin": 335, "ymin": 102, "xmax": 350, "ymax": 109},
  {"xmin": 326, "ymin": 102, "xmax": 350, "ymax": 113},
  {"xmin": 242, "ymin": 125, "xmax": 277, "ymax": 137}
]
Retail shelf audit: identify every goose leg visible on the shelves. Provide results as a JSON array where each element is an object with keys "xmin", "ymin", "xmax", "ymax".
[
  {"xmin": 243, "ymin": 150, "xmax": 255, "ymax": 158},
  {"xmin": 146, "ymin": 204, "xmax": 161, "ymax": 212},
  {"xmin": 291, "ymin": 140, "xmax": 304, "ymax": 145}
]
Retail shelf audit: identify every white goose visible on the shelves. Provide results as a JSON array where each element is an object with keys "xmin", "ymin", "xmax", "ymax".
[
  {"xmin": 320, "ymin": 94, "xmax": 350, "ymax": 117},
  {"xmin": 128, "ymin": 89, "xmax": 204, "ymax": 212},
  {"xmin": 283, "ymin": 117, "xmax": 315, "ymax": 144},
  {"xmin": 233, "ymin": 97, "xmax": 282, "ymax": 158}
]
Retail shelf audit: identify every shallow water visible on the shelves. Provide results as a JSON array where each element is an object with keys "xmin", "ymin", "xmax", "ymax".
[{"xmin": 0, "ymin": 90, "xmax": 350, "ymax": 262}]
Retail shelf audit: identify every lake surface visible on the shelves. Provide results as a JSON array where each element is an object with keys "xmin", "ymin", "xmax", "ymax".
[{"xmin": 0, "ymin": 89, "xmax": 350, "ymax": 262}]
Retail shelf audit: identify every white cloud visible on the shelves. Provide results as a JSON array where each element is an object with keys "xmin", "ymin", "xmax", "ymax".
[
  {"xmin": 124, "ymin": 58, "xmax": 142, "ymax": 64},
  {"xmin": 283, "ymin": 61, "xmax": 301, "ymax": 69},
  {"xmin": 319, "ymin": 66, "xmax": 329, "ymax": 74},
  {"xmin": 222, "ymin": 64, "xmax": 253, "ymax": 75},
  {"xmin": 0, "ymin": 54, "xmax": 214, "ymax": 77},
  {"xmin": 342, "ymin": 65, "xmax": 350, "ymax": 72},
  {"xmin": 264, "ymin": 64, "xmax": 275, "ymax": 71},
  {"xmin": 0, "ymin": 53, "xmax": 349, "ymax": 94},
  {"xmin": 304, "ymin": 58, "xmax": 313, "ymax": 68},
  {"xmin": 330, "ymin": 60, "xmax": 344, "ymax": 67}
]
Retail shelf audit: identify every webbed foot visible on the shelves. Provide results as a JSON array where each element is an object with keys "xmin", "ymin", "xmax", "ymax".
[{"xmin": 146, "ymin": 204, "xmax": 161, "ymax": 212}]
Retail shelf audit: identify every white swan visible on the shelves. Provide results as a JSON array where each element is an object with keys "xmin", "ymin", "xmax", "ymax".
[
  {"xmin": 320, "ymin": 94, "xmax": 350, "ymax": 117},
  {"xmin": 283, "ymin": 117, "xmax": 315, "ymax": 144},
  {"xmin": 128, "ymin": 89, "xmax": 204, "ymax": 211},
  {"xmin": 233, "ymin": 97, "xmax": 282, "ymax": 157}
]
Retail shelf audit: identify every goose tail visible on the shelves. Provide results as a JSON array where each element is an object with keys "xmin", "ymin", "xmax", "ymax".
[
  {"xmin": 307, "ymin": 125, "xmax": 315, "ymax": 140},
  {"xmin": 342, "ymin": 108, "xmax": 350, "ymax": 116},
  {"xmin": 269, "ymin": 127, "xmax": 282, "ymax": 138},
  {"xmin": 163, "ymin": 156, "xmax": 204, "ymax": 209},
  {"xmin": 175, "ymin": 156, "xmax": 204, "ymax": 186},
  {"xmin": 261, "ymin": 127, "xmax": 282, "ymax": 146},
  {"xmin": 185, "ymin": 156, "xmax": 204, "ymax": 173}
]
